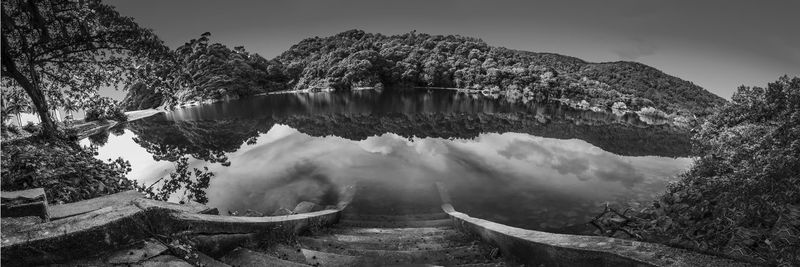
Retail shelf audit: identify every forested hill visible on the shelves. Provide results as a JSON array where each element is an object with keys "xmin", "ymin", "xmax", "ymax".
[
  {"xmin": 277, "ymin": 30, "xmax": 725, "ymax": 115},
  {"xmin": 123, "ymin": 30, "xmax": 725, "ymax": 116}
]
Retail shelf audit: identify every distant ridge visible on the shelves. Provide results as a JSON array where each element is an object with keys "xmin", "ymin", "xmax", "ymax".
[{"xmin": 123, "ymin": 30, "xmax": 726, "ymax": 116}]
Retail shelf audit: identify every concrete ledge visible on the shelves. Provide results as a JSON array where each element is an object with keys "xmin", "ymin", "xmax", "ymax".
[
  {"xmin": 49, "ymin": 190, "xmax": 145, "ymax": 220},
  {"xmin": 1, "ymin": 188, "xmax": 49, "ymax": 220},
  {"xmin": 163, "ymin": 209, "xmax": 341, "ymax": 235},
  {"xmin": 434, "ymin": 183, "xmax": 752, "ymax": 267}
]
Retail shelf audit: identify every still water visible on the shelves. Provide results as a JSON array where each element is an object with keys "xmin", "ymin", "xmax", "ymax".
[{"xmin": 83, "ymin": 90, "xmax": 692, "ymax": 234}]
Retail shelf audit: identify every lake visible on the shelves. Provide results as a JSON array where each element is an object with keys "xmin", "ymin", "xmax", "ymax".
[{"xmin": 82, "ymin": 89, "xmax": 693, "ymax": 234}]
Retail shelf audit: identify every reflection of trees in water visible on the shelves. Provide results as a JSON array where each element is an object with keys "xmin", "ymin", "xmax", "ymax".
[
  {"xmin": 137, "ymin": 156, "xmax": 213, "ymax": 204},
  {"xmin": 127, "ymin": 118, "xmax": 268, "ymax": 203},
  {"xmin": 276, "ymin": 112, "xmax": 691, "ymax": 157},
  {"xmin": 125, "ymin": 105, "xmax": 691, "ymax": 204},
  {"xmin": 86, "ymin": 124, "xmax": 126, "ymax": 147}
]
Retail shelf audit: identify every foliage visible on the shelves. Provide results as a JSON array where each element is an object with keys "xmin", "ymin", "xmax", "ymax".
[
  {"xmin": 166, "ymin": 33, "xmax": 288, "ymax": 105},
  {"xmin": 21, "ymin": 121, "xmax": 40, "ymax": 134},
  {"xmin": 119, "ymin": 82, "xmax": 163, "ymax": 111},
  {"xmin": 637, "ymin": 106, "xmax": 669, "ymax": 119},
  {"xmin": 1, "ymin": 122, "xmax": 23, "ymax": 140},
  {"xmin": 125, "ymin": 30, "xmax": 724, "ymax": 116},
  {"xmin": 1, "ymin": 0, "xmax": 169, "ymax": 137},
  {"xmin": 1, "ymin": 136, "xmax": 134, "ymax": 204},
  {"xmin": 137, "ymin": 156, "xmax": 214, "ymax": 204},
  {"xmin": 1, "ymin": 86, "xmax": 31, "ymax": 122},
  {"xmin": 87, "ymin": 130, "xmax": 108, "ymax": 146},
  {"xmin": 623, "ymin": 76, "xmax": 800, "ymax": 265},
  {"xmin": 275, "ymin": 30, "xmax": 725, "ymax": 115},
  {"xmin": 84, "ymin": 96, "xmax": 127, "ymax": 122}
]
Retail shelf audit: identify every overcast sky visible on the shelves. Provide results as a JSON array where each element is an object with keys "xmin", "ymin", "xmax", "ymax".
[{"xmin": 107, "ymin": 0, "xmax": 799, "ymax": 100}]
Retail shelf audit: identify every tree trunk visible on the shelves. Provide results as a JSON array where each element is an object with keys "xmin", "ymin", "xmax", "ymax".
[
  {"xmin": 16, "ymin": 79, "xmax": 57, "ymax": 137},
  {"xmin": 2, "ymin": 53, "xmax": 58, "ymax": 138}
]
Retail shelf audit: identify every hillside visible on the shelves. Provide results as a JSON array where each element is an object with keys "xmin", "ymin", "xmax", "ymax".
[{"xmin": 123, "ymin": 30, "xmax": 726, "ymax": 116}]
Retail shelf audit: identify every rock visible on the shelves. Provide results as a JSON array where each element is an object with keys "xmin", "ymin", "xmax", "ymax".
[
  {"xmin": 243, "ymin": 209, "xmax": 264, "ymax": 217},
  {"xmin": 106, "ymin": 239, "xmax": 168, "ymax": 264},
  {"xmin": 293, "ymin": 201, "xmax": 322, "ymax": 214},
  {"xmin": 182, "ymin": 200, "xmax": 219, "ymax": 215},
  {"xmin": 271, "ymin": 208, "xmax": 294, "ymax": 216}
]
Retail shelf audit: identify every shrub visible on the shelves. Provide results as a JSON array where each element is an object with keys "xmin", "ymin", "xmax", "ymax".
[
  {"xmin": 637, "ymin": 106, "xmax": 669, "ymax": 119},
  {"xmin": 21, "ymin": 121, "xmax": 40, "ymax": 134},
  {"xmin": 1, "ymin": 137, "xmax": 134, "ymax": 204},
  {"xmin": 625, "ymin": 76, "xmax": 800, "ymax": 265},
  {"xmin": 85, "ymin": 97, "xmax": 128, "ymax": 122}
]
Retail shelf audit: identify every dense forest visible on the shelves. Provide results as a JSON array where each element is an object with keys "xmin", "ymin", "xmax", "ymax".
[{"xmin": 123, "ymin": 30, "xmax": 726, "ymax": 117}]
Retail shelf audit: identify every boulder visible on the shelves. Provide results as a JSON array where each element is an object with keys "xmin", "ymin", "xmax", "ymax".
[
  {"xmin": 243, "ymin": 209, "xmax": 264, "ymax": 217},
  {"xmin": 292, "ymin": 201, "xmax": 322, "ymax": 214},
  {"xmin": 271, "ymin": 208, "xmax": 294, "ymax": 216}
]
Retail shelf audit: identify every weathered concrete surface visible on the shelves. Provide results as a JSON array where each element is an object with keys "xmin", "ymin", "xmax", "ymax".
[
  {"xmin": 191, "ymin": 233, "xmax": 258, "ymax": 257},
  {"xmin": 48, "ymin": 189, "xmax": 145, "ymax": 220},
  {"xmin": 0, "ymin": 185, "xmax": 353, "ymax": 266},
  {"xmin": 0, "ymin": 188, "xmax": 49, "ymax": 220},
  {"xmin": 1, "ymin": 205, "xmax": 151, "ymax": 266},
  {"xmin": 221, "ymin": 247, "xmax": 310, "ymax": 267},
  {"xmin": 163, "ymin": 209, "xmax": 341, "ymax": 236},
  {"xmin": 0, "ymin": 194, "xmax": 214, "ymax": 266},
  {"xmin": 434, "ymin": 183, "xmax": 753, "ymax": 267},
  {"xmin": 106, "ymin": 238, "xmax": 168, "ymax": 264},
  {"xmin": 133, "ymin": 255, "xmax": 193, "ymax": 267}
]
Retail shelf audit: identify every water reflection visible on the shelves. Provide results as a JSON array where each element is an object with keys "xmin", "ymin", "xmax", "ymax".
[{"xmin": 85, "ymin": 90, "xmax": 693, "ymax": 233}]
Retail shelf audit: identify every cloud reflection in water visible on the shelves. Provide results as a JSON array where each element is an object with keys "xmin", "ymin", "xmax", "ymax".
[{"xmin": 197, "ymin": 124, "xmax": 690, "ymax": 231}]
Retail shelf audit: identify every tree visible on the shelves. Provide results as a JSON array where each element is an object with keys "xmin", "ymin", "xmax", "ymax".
[
  {"xmin": 1, "ymin": 0, "xmax": 168, "ymax": 138},
  {"xmin": 1, "ymin": 86, "xmax": 30, "ymax": 126}
]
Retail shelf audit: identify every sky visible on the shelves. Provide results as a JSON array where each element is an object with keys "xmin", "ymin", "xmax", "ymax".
[{"xmin": 106, "ymin": 0, "xmax": 800, "ymax": 100}]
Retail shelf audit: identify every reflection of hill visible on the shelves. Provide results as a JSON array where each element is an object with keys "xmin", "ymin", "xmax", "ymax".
[
  {"xmin": 129, "ymin": 111, "xmax": 691, "ymax": 160},
  {"xmin": 276, "ymin": 113, "xmax": 691, "ymax": 157},
  {"xmin": 127, "ymin": 115, "xmax": 266, "ymax": 162}
]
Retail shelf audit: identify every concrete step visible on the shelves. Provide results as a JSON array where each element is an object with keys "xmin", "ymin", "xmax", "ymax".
[
  {"xmin": 298, "ymin": 234, "xmax": 474, "ymax": 251},
  {"xmin": 341, "ymin": 212, "xmax": 449, "ymax": 221},
  {"xmin": 301, "ymin": 248, "xmax": 366, "ymax": 266},
  {"xmin": 339, "ymin": 218, "xmax": 452, "ymax": 228},
  {"xmin": 298, "ymin": 244, "xmax": 492, "ymax": 265},
  {"xmin": 315, "ymin": 231, "xmax": 469, "ymax": 247},
  {"xmin": 221, "ymin": 247, "xmax": 310, "ymax": 267},
  {"xmin": 328, "ymin": 226, "xmax": 456, "ymax": 238}
]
